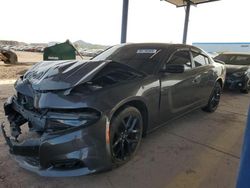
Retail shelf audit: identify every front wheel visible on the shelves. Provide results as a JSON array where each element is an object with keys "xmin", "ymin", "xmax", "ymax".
[
  {"xmin": 202, "ymin": 82, "xmax": 222, "ymax": 112},
  {"xmin": 110, "ymin": 106, "xmax": 143, "ymax": 167}
]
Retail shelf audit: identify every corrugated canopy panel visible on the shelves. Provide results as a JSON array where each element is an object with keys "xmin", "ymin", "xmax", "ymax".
[{"xmin": 163, "ymin": 0, "xmax": 220, "ymax": 7}]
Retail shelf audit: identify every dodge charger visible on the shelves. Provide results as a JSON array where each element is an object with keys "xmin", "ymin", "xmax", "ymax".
[{"xmin": 1, "ymin": 43, "xmax": 226, "ymax": 177}]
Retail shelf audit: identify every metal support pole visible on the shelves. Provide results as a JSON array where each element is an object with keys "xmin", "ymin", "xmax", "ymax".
[
  {"xmin": 121, "ymin": 0, "xmax": 129, "ymax": 43},
  {"xmin": 236, "ymin": 107, "xmax": 250, "ymax": 188},
  {"xmin": 182, "ymin": 1, "xmax": 191, "ymax": 44}
]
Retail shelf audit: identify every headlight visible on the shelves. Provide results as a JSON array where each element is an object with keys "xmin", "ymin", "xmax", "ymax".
[
  {"xmin": 45, "ymin": 109, "xmax": 101, "ymax": 132},
  {"xmin": 232, "ymin": 71, "xmax": 247, "ymax": 77}
]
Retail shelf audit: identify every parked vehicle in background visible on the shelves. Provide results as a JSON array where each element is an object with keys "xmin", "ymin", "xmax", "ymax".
[
  {"xmin": 208, "ymin": 52, "xmax": 219, "ymax": 58},
  {"xmin": 0, "ymin": 49, "xmax": 18, "ymax": 64},
  {"xmin": 214, "ymin": 52, "xmax": 250, "ymax": 93},
  {"xmin": 1, "ymin": 43, "xmax": 225, "ymax": 177}
]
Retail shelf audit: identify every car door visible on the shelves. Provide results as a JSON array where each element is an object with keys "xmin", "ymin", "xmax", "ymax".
[
  {"xmin": 190, "ymin": 49, "xmax": 214, "ymax": 103},
  {"xmin": 159, "ymin": 49, "xmax": 201, "ymax": 123}
]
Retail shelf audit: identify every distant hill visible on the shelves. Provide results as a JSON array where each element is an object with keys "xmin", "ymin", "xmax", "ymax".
[
  {"xmin": 73, "ymin": 40, "xmax": 108, "ymax": 50},
  {"xmin": 0, "ymin": 40, "xmax": 109, "ymax": 52}
]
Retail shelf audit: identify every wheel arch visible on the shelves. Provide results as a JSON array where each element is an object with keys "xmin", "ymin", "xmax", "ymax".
[
  {"xmin": 110, "ymin": 98, "xmax": 149, "ymax": 136},
  {"xmin": 216, "ymin": 78, "xmax": 223, "ymax": 88}
]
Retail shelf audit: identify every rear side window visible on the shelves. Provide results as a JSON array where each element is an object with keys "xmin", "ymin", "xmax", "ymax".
[
  {"xmin": 234, "ymin": 55, "xmax": 250, "ymax": 65},
  {"xmin": 168, "ymin": 50, "xmax": 192, "ymax": 70},
  {"xmin": 215, "ymin": 54, "xmax": 234, "ymax": 62},
  {"xmin": 192, "ymin": 52, "xmax": 207, "ymax": 67},
  {"xmin": 215, "ymin": 54, "xmax": 250, "ymax": 65}
]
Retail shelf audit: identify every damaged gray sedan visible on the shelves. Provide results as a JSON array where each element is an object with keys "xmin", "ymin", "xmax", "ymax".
[{"xmin": 1, "ymin": 43, "xmax": 226, "ymax": 177}]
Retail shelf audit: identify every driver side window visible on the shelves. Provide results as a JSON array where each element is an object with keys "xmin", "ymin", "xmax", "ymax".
[
  {"xmin": 167, "ymin": 50, "xmax": 192, "ymax": 70},
  {"xmin": 191, "ymin": 51, "xmax": 208, "ymax": 67}
]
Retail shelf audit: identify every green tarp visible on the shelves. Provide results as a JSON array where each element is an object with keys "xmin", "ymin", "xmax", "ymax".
[{"xmin": 43, "ymin": 40, "xmax": 76, "ymax": 61}]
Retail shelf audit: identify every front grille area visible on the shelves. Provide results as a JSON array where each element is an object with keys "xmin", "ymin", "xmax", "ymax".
[
  {"xmin": 25, "ymin": 157, "xmax": 40, "ymax": 166},
  {"xmin": 17, "ymin": 92, "xmax": 34, "ymax": 110},
  {"xmin": 51, "ymin": 159, "xmax": 85, "ymax": 170}
]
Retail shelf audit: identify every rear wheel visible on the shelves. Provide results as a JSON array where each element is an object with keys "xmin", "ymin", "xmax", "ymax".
[
  {"xmin": 202, "ymin": 82, "xmax": 222, "ymax": 112},
  {"xmin": 110, "ymin": 106, "xmax": 143, "ymax": 167}
]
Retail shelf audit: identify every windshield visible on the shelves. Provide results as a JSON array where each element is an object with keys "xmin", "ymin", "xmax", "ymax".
[
  {"xmin": 215, "ymin": 54, "xmax": 250, "ymax": 65},
  {"xmin": 92, "ymin": 45, "xmax": 163, "ymax": 74}
]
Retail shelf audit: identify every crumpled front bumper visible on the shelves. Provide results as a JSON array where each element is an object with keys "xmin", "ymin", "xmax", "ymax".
[
  {"xmin": 225, "ymin": 75, "xmax": 247, "ymax": 90},
  {"xmin": 1, "ymin": 97, "xmax": 112, "ymax": 177}
]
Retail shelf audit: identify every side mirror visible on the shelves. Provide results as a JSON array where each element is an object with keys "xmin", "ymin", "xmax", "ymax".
[{"xmin": 162, "ymin": 64, "xmax": 185, "ymax": 73}]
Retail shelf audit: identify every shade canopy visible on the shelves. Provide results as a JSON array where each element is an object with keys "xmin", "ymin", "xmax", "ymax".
[{"xmin": 163, "ymin": 0, "xmax": 219, "ymax": 7}]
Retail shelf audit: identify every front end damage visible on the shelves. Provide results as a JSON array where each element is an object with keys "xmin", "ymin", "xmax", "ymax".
[
  {"xmin": 225, "ymin": 73, "xmax": 248, "ymax": 90},
  {"xmin": 1, "ymin": 59, "xmax": 144, "ymax": 176},
  {"xmin": 224, "ymin": 65, "xmax": 249, "ymax": 91},
  {"xmin": 1, "ymin": 96, "xmax": 112, "ymax": 177}
]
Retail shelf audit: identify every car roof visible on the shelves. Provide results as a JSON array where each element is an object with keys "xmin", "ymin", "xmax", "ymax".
[{"xmin": 119, "ymin": 42, "xmax": 198, "ymax": 51}]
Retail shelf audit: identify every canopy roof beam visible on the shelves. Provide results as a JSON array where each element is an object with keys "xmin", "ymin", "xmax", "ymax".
[
  {"xmin": 163, "ymin": 0, "xmax": 220, "ymax": 44},
  {"xmin": 119, "ymin": 0, "xmax": 220, "ymax": 44},
  {"xmin": 182, "ymin": 1, "xmax": 191, "ymax": 44},
  {"xmin": 121, "ymin": 0, "xmax": 129, "ymax": 43}
]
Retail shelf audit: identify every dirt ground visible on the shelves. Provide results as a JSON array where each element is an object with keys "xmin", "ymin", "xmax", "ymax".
[
  {"xmin": 0, "ymin": 52, "xmax": 249, "ymax": 188},
  {"xmin": 0, "ymin": 51, "xmax": 41, "ymax": 80},
  {"xmin": 0, "ymin": 51, "xmax": 88, "ymax": 80}
]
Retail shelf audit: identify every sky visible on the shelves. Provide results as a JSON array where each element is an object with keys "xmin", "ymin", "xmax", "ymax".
[{"xmin": 1, "ymin": 0, "xmax": 250, "ymax": 45}]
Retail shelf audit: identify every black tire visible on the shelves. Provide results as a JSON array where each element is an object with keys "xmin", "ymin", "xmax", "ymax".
[
  {"xmin": 202, "ymin": 82, "xmax": 222, "ymax": 112},
  {"xmin": 110, "ymin": 106, "xmax": 143, "ymax": 167},
  {"xmin": 240, "ymin": 79, "xmax": 250, "ymax": 94}
]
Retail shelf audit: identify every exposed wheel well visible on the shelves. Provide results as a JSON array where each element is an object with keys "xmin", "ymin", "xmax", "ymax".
[
  {"xmin": 217, "ymin": 78, "xmax": 223, "ymax": 88},
  {"xmin": 111, "ymin": 100, "xmax": 149, "ymax": 136}
]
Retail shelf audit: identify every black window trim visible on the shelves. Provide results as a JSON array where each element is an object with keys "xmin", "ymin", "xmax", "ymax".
[
  {"xmin": 190, "ymin": 50, "xmax": 210, "ymax": 68},
  {"xmin": 162, "ymin": 48, "xmax": 194, "ymax": 72}
]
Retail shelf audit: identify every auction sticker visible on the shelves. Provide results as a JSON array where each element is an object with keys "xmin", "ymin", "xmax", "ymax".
[{"xmin": 137, "ymin": 49, "xmax": 157, "ymax": 54}]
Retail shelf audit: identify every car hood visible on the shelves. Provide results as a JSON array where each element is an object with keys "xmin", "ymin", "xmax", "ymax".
[
  {"xmin": 23, "ymin": 60, "xmax": 110, "ymax": 91},
  {"xmin": 225, "ymin": 64, "xmax": 249, "ymax": 74}
]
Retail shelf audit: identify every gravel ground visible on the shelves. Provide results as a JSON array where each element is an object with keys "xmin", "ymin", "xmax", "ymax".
[
  {"xmin": 0, "ymin": 51, "xmax": 89, "ymax": 80},
  {"xmin": 0, "ymin": 51, "xmax": 41, "ymax": 80}
]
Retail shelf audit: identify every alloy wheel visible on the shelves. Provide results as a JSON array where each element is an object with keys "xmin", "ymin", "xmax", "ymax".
[
  {"xmin": 112, "ymin": 115, "xmax": 142, "ymax": 161},
  {"xmin": 210, "ymin": 85, "xmax": 221, "ymax": 109}
]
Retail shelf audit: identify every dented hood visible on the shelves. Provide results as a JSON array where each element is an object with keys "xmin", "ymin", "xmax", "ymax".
[{"xmin": 23, "ymin": 60, "xmax": 109, "ymax": 91}]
